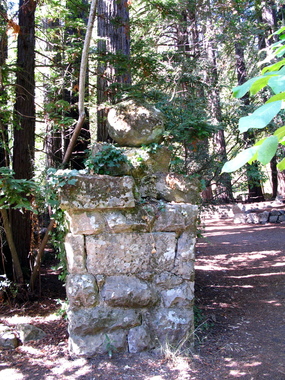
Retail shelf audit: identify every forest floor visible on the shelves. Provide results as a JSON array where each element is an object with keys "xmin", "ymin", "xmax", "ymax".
[{"xmin": 1, "ymin": 216, "xmax": 285, "ymax": 379}]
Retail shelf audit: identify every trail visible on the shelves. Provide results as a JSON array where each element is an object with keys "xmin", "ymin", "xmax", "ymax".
[{"xmin": 195, "ymin": 220, "xmax": 285, "ymax": 379}]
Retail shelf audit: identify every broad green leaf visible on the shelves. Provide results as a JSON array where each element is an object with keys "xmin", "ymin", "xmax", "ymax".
[
  {"xmin": 233, "ymin": 77, "xmax": 259, "ymax": 98},
  {"xmin": 257, "ymin": 135, "xmax": 279, "ymax": 165},
  {"xmin": 239, "ymin": 101, "xmax": 282, "ymax": 133},
  {"xmin": 249, "ymin": 76, "xmax": 271, "ymax": 95},
  {"xmin": 277, "ymin": 157, "xmax": 285, "ymax": 171},
  {"xmin": 268, "ymin": 75, "xmax": 285, "ymax": 94},
  {"xmin": 265, "ymin": 92, "xmax": 285, "ymax": 103},
  {"xmin": 274, "ymin": 125, "xmax": 285, "ymax": 140},
  {"xmin": 222, "ymin": 147, "xmax": 259, "ymax": 173},
  {"xmin": 262, "ymin": 59, "xmax": 285, "ymax": 74}
]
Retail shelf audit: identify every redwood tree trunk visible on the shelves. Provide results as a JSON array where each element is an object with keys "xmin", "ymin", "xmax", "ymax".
[
  {"xmin": 97, "ymin": 0, "xmax": 131, "ymax": 141},
  {"xmin": 12, "ymin": 0, "xmax": 36, "ymax": 270}
]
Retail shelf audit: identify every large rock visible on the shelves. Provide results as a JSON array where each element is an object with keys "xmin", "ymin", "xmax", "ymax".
[
  {"xmin": 107, "ymin": 100, "xmax": 165, "ymax": 147},
  {"xmin": 68, "ymin": 307, "xmax": 141, "ymax": 335},
  {"xmin": 0, "ymin": 324, "xmax": 19, "ymax": 349},
  {"xmin": 69, "ymin": 330, "xmax": 128, "ymax": 356},
  {"xmin": 18, "ymin": 324, "xmax": 46, "ymax": 343},
  {"xmin": 101, "ymin": 275, "xmax": 158, "ymax": 307}
]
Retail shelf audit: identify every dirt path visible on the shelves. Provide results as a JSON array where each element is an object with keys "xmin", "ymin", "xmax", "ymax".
[
  {"xmin": 1, "ymin": 219, "xmax": 285, "ymax": 379},
  {"xmin": 195, "ymin": 219, "xmax": 285, "ymax": 379}
]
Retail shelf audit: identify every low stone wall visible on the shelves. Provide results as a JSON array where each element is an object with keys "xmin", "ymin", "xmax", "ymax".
[
  {"xmin": 60, "ymin": 174, "xmax": 198, "ymax": 356},
  {"xmin": 202, "ymin": 201, "xmax": 285, "ymax": 224}
]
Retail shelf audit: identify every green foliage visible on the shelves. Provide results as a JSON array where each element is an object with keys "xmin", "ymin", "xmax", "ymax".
[
  {"xmin": 84, "ymin": 144, "xmax": 130, "ymax": 175},
  {"xmin": 223, "ymin": 28, "xmax": 285, "ymax": 173},
  {"xmin": 0, "ymin": 167, "xmax": 38, "ymax": 212}
]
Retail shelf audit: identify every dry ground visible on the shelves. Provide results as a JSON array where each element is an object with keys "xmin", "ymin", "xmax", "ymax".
[{"xmin": 1, "ymin": 218, "xmax": 285, "ymax": 379}]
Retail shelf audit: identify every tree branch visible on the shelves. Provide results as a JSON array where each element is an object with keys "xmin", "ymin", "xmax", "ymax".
[{"xmin": 62, "ymin": 0, "xmax": 98, "ymax": 166}]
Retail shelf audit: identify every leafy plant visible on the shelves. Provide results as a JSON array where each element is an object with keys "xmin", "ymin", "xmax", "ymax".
[
  {"xmin": 84, "ymin": 144, "xmax": 130, "ymax": 175},
  {"xmin": 222, "ymin": 28, "xmax": 285, "ymax": 173},
  {"xmin": 0, "ymin": 167, "xmax": 38, "ymax": 212}
]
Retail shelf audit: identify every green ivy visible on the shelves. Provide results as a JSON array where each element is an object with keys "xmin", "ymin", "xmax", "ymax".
[{"xmin": 84, "ymin": 144, "xmax": 130, "ymax": 175}]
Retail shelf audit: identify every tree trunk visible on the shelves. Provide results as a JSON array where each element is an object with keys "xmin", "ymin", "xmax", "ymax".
[
  {"xmin": 97, "ymin": 0, "xmax": 131, "ymax": 142},
  {"xmin": 12, "ymin": 0, "xmax": 37, "ymax": 270},
  {"xmin": 0, "ymin": 2, "xmax": 8, "ymax": 167},
  {"xmin": 207, "ymin": 36, "xmax": 233, "ymax": 202}
]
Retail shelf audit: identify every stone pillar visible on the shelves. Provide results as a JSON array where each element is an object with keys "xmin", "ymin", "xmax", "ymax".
[
  {"xmin": 60, "ymin": 99, "xmax": 199, "ymax": 356},
  {"xmin": 60, "ymin": 174, "xmax": 198, "ymax": 356}
]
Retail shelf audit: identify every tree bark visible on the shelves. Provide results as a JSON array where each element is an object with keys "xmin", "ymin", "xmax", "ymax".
[
  {"xmin": 97, "ymin": 0, "xmax": 131, "ymax": 142},
  {"xmin": 12, "ymin": 0, "xmax": 37, "ymax": 270}
]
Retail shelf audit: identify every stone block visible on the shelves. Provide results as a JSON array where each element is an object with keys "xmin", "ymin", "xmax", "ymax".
[
  {"xmin": 86, "ymin": 232, "xmax": 177, "ymax": 275},
  {"xmin": 153, "ymin": 272, "xmax": 183, "ymax": 289},
  {"xmin": 103, "ymin": 209, "xmax": 149, "ymax": 233},
  {"xmin": 66, "ymin": 274, "xmax": 99, "ymax": 310},
  {"xmin": 60, "ymin": 175, "xmax": 136, "ymax": 210},
  {"xmin": 259, "ymin": 211, "xmax": 269, "ymax": 224},
  {"xmin": 161, "ymin": 282, "xmax": 194, "ymax": 308},
  {"xmin": 68, "ymin": 307, "xmax": 141, "ymax": 336},
  {"xmin": 153, "ymin": 203, "xmax": 198, "ymax": 232},
  {"xmin": 139, "ymin": 173, "xmax": 200, "ymax": 203},
  {"xmin": 269, "ymin": 215, "xmax": 279, "ymax": 223},
  {"xmin": 128, "ymin": 325, "xmax": 153, "ymax": 353},
  {"xmin": 69, "ymin": 330, "xmax": 128, "ymax": 356},
  {"xmin": 65, "ymin": 211, "xmax": 105, "ymax": 235},
  {"xmin": 101, "ymin": 275, "xmax": 158, "ymax": 308},
  {"xmin": 146, "ymin": 308, "xmax": 194, "ymax": 346},
  {"xmin": 65, "ymin": 234, "xmax": 86, "ymax": 274}
]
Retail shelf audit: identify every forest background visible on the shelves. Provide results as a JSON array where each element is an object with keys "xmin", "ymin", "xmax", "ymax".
[{"xmin": 0, "ymin": 0, "xmax": 285, "ymax": 292}]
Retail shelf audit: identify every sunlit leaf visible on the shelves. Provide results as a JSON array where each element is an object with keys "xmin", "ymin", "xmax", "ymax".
[
  {"xmin": 268, "ymin": 75, "xmax": 285, "ymax": 94},
  {"xmin": 277, "ymin": 157, "xmax": 285, "ymax": 171},
  {"xmin": 274, "ymin": 125, "xmax": 285, "ymax": 140},
  {"xmin": 257, "ymin": 136, "xmax": 279, "ymax": 165},
  {"xmin": 222, "ymin": 147, "xmax": 259, "ymax": 173},
  {"xmin": 239, "ymin": 101, "xmax": 282, "ymax": 133},
  {"xmin": 265, "ymin": 92, "xmax": 285, "ymax": 103},
  {"xmin": 233, "ymin": 77, "xmax": 258, "ymax": 98}
]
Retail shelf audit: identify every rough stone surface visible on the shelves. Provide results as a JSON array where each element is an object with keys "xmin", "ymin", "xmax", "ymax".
[
  {"xmin": 146, "ymin": 308, "xmax": 194, "ymax": 346},
  {"xmin": 65, "ymin": 234, "xmax": 86, "ymax": 274},
  {"xmin": 66, "ymin": 274, "xmax": 99, "ymax": 310},
  {"xmin": 69, "ymin": 330, "xmax": 128, "ymax": 356},
  {"xmin": 68, "ymin": 307, "xmax": 141, "ymax": 336},
  {"xmin": 107, "ymin": 100, "xmax": 165, "ymax": 147},
  {"xmin": 128, "ymin": 325, "xmax": 153, "ymax": 353},
  {"xmin": 60, "ymin": 155, "xmax": 198, "ymax": 355},
  {"xmin": 18, "ymin": 324, "xmax": 46, "ymax": 343},
  {"xmin": 139, "ymin": 173, "xmax": 200, "ymax": 203},
  {"xmin": 60, "ymin": 175, "xmax": 136, "ymax": 210},
  {"xmin": 101, "ymin": 276, "xmax": 158, "ymax": 308},
  {"xmin": 86, "ymin": 232, "xmax": 178, "ymax": 276},
  {"xmin": 0, "ymin": 324, "xmax": 19, "ymax": 349}
]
